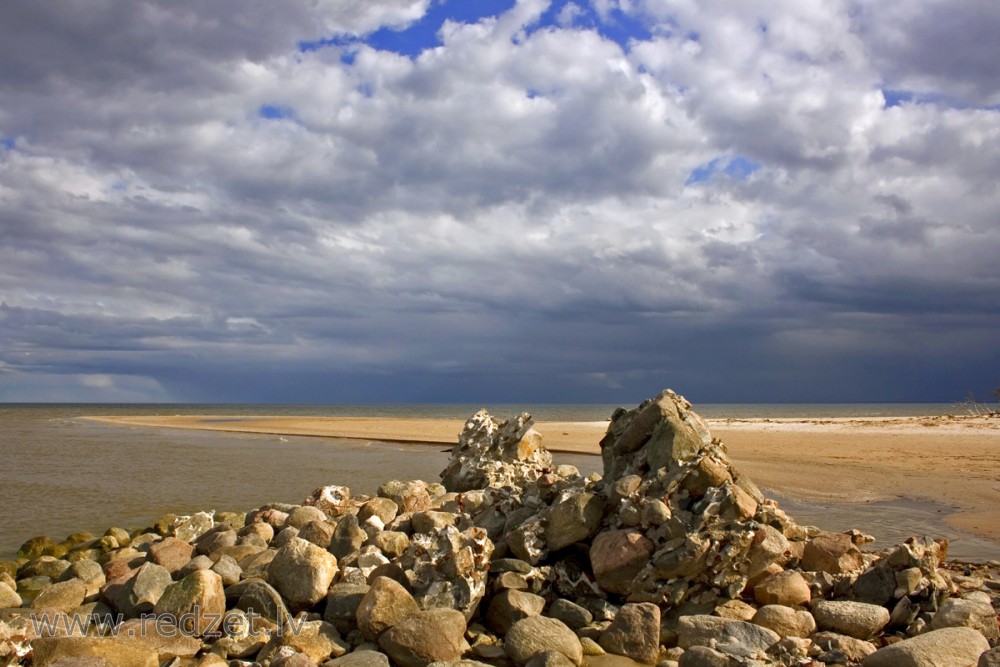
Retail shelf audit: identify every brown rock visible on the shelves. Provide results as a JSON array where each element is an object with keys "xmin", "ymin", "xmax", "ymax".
[
  {"xmin": 147, "ymin": 538, "xmax": 194, "ymax": 574},
  {"xmin": 267, "ymin": 537, "xmax": 339, "ymax": 611},
  {"xmin": 357, "ymin": 576, "xmax": 420, "ymax": 641},
  {"xmin": 753, "ymin": 571, "xmax": 811, "ymax": 606},
  {"xmin": 485, "ymin": 589, "xmax": 545, "ymax": 634},
  {"xmin": 751, "ymin": 605, "xmax": 815, "ymax": 638},
  {"xmin": 862, "ymin": 627, "xmax": 989, "ymax": 666},
  {"xmin": 802, "ymin": 532, "xmax": 864, "ymax": 574},
  {"xmin": 505, "ymin": 616, "xmax": 583, "ymax": 666},
  {"xmin": 29, "ymin": 637, "xmax": 157, "ymax": 667},
  {"xmin": 152, "ymin": 569, "xmax": 226, "ymax": 636},
  {"xmin": 590, "ymin": 530, "xmax": 654, "ymax": 595},
  {"xmin": 598, "ymin": 602, "xmax": 660, "ymax": 664},
  {"xmin": 377, "ymin": 608, "xmax": 467, "ymax": 667},
  {"xmin": 32, "ymin": 579, "xmax": 87, "ymax": 613}
]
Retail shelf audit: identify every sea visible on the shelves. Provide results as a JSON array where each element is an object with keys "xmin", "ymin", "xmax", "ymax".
[{"xmin": 2, "ymin": 402, "xmax": 996, "ymax": 561}]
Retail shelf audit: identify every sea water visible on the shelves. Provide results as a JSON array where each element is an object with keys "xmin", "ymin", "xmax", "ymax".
[{"xmin": 1, "ymin": 402, "xmax": 993, "ymax": 560}]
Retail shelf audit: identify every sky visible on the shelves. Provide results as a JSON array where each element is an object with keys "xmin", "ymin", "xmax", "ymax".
[{"xmin": 1, "ymin": 0, "xmax": 998, "ymax": 405}]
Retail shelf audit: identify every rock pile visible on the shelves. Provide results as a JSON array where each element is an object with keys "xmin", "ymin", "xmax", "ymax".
[{"xmin": 1, "ymin": 389, "xmax": 997, "ymax": 667}]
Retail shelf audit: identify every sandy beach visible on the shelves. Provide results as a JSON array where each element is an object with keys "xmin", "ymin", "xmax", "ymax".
[{"xmin": 83, "ymin": 413, "xmax": 1000, "ymax": 546}]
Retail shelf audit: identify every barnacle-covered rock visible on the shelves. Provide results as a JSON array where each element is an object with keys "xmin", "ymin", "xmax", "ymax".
[{"xmin": 441, "ymin": 410, "xmax": 553, "ymax": 492}]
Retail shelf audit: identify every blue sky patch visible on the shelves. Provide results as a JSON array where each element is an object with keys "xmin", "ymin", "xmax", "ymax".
[
  {"xmin": 686, "ymin": 155, "xmax": 762, "ymax": 185},
  {"xmin": 0, "ymin": 137, "xmax": 13, "ymax": 150},
  {"xmin": 532, "ymin": 0, "xmax": 653, "ymax": 52},
  {"xmin": 301, "ymin": 0, "xmax": 517, "ymax": 59},
  {"xmin": 259, "ymin": 105, "xmax": 294, "ymax": 120}
]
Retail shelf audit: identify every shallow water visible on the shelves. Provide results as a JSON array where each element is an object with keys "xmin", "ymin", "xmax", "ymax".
[{"xmin": 1, "ymin": 403, "xmax": 994, "ymax": 561}]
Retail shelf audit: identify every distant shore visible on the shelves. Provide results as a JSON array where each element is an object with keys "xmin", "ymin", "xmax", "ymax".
[{"xmin": 84, "ymin": 413, "xmax": 1000, "ymax": 548}]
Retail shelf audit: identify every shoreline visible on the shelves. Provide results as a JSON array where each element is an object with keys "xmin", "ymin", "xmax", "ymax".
[{"xmin": 82, "ymin": 414, "xmax": 1000, "ymax": 553}]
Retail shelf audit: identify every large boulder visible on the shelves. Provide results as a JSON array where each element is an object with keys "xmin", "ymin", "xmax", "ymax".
[
  {"xmin": 598, "ymin": 602, "xmax": 660, "ymax": 664},
  {"xmin": 267, "ymin": 537, "xmax": 339, "ymax": 611},
  {"xmin": 811, "ymin": 600, "xmax": 890, "ymax": 640},
  {"xmin": 600, "ymin": 389, "xmax": 711, "ymax": 480},
  {"xmin": 505, "ymin": 616, "xmax": 583, "ymax": 666},
  {"xmin": 441, "ymin": 411, "xmax": 553, "ymax": 492},
  {"xmin": 357, "ymin": 577, "xmax": 420, "ymax": 641},
  {"xmin": 378, "ymin": 608, "xmax": 467, "ymax": 667},
  {"xmin": 677, "ymin": 615, "xmax": 780, "ymax": 659},
  {"xmin": 152, "ymin": 570, "xmax": 225, "ymax": 636},
  {"xmin": 863, "ymin": 627, "xmax": 990, "ymax": 666},
  {"xmin": 929, "ymin": 597, "xmax": 999, "ymax": 639}
]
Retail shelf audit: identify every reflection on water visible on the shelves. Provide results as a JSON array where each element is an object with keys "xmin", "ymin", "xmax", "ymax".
[
  {"xmin": 1, "ymin": 405, "xmax": 995, "ymax": 562},
  {"xmin": 765, "ymin": 491, "xmax": 998, "ymax": 562},
  {"xmin": 0, "ymin": 407, "xmax": 605, "ymax": 559}
]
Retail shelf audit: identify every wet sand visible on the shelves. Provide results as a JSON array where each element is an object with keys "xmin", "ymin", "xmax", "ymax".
[{"xmin": 84, "ymin": 414, "xmax": 1000, "ymax": 550}]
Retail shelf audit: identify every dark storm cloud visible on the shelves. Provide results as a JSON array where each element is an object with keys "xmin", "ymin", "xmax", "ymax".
[{"xmin": 1, "ymin": 0, "xmax": 998, "ymax": 402}]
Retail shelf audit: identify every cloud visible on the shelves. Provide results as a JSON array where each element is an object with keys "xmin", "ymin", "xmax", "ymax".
[{"xmin": 0, "ymin": 0, "xmax": 998, "ymax": 403}]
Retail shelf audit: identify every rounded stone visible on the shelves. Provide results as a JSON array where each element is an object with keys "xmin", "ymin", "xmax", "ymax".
[
  {"xmin": 751, "ymin": 605, "xmax": 815, "ymax": 638},
  {"xmin": 357, "ymin": 576, "xmax": 420, "ymax": 641},
  {"xmin": 753, "ymin": 570, "xmax": 811, "ymax": 606},
  {"xmin": 378, "ymin": 608, "xmax": 467, "ymax": 667},
  {"xmin": 811, "ymin": 600, "xmax": 889, "ymax": 640},
  {"xmin": 505, "ymin": 616, "xmax": 583, "ymax": 666}
]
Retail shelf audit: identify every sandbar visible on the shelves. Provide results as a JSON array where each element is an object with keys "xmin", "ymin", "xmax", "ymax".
[{"xmin": 83, "ymin": 413, "xmax": 1000, "ymax": 546}]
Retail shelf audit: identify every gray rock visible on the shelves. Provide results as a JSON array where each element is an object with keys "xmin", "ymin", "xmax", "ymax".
[
  {"xmin": 979, "ymin": 647, "xmax": 1000, "ymax": 667},
  {"xmin": 852, "ymin": 563, "xmax": 896, "ymax": 605},
  {"xmin": 323, "ymin": 583, "xmax": 370, "ymax": 634},
  {"xmin": 485, "ymin": 590, "xmax": 545, "ymax": 634},
  {"xmin": 267, "ymin": 537, "xmax": 339, "ymax": 611},
  {"xmin": 862, "ymin": 627, "xmax": 990, "ymax": 667},
  {"xmin": 196, "ymin": 529, "xmax": 237, "ymax": 557},
  {"xmin": 21, "ymin": 557, "xmax": 71, "ymax": 580},
  {"xmin": 210, "ymin": 555, "xmax": 242, "ymax": 586},
  {"xmin": 546, "ymin": 599, "xmax": 593, "ymax": 630},
  {"xmin": 598, "ymin": 602, "xmax": 660, "ymax": 664},
  {"xmin": 810, "ymin": 632, "xmax": 877, "ymax": 661},
  {"xmin": 122, "ymin": 563, "xmax": 172, "ymax": 616},
  {"xmin": 505, "ymin": 616, "xmax": 583, "ymax": 666},
  {"xmin": 176, "ymin": 554, "xmax": 213, "ymax": 578},
  {"xmin": 233, "ymin": 579, "xmax": 289, "ymax": 626},
  {"xmin": 545, "ymin": 493, "xmax": 605, "ymax": 551},
  {"xmin": 929, "ymin": 597, "xmax": 999, "ymax": 639},
  {"xmin": 677, "ymin": 615, "xmax": 780, "ymax": 658},
  {"xmin": 812, "ymin": 600, "xmax": 890, "ymax": 639},
  {"xmin": 600, "ymin": 389, "xmax": 711, "ymax": 480},
  {"xmin": 330, "ymin": 516, "xmax": 368, "ymax": 561},
  {"xmin": 378, "ymin": 608, "xmax": 467, "ymax": 667}
]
